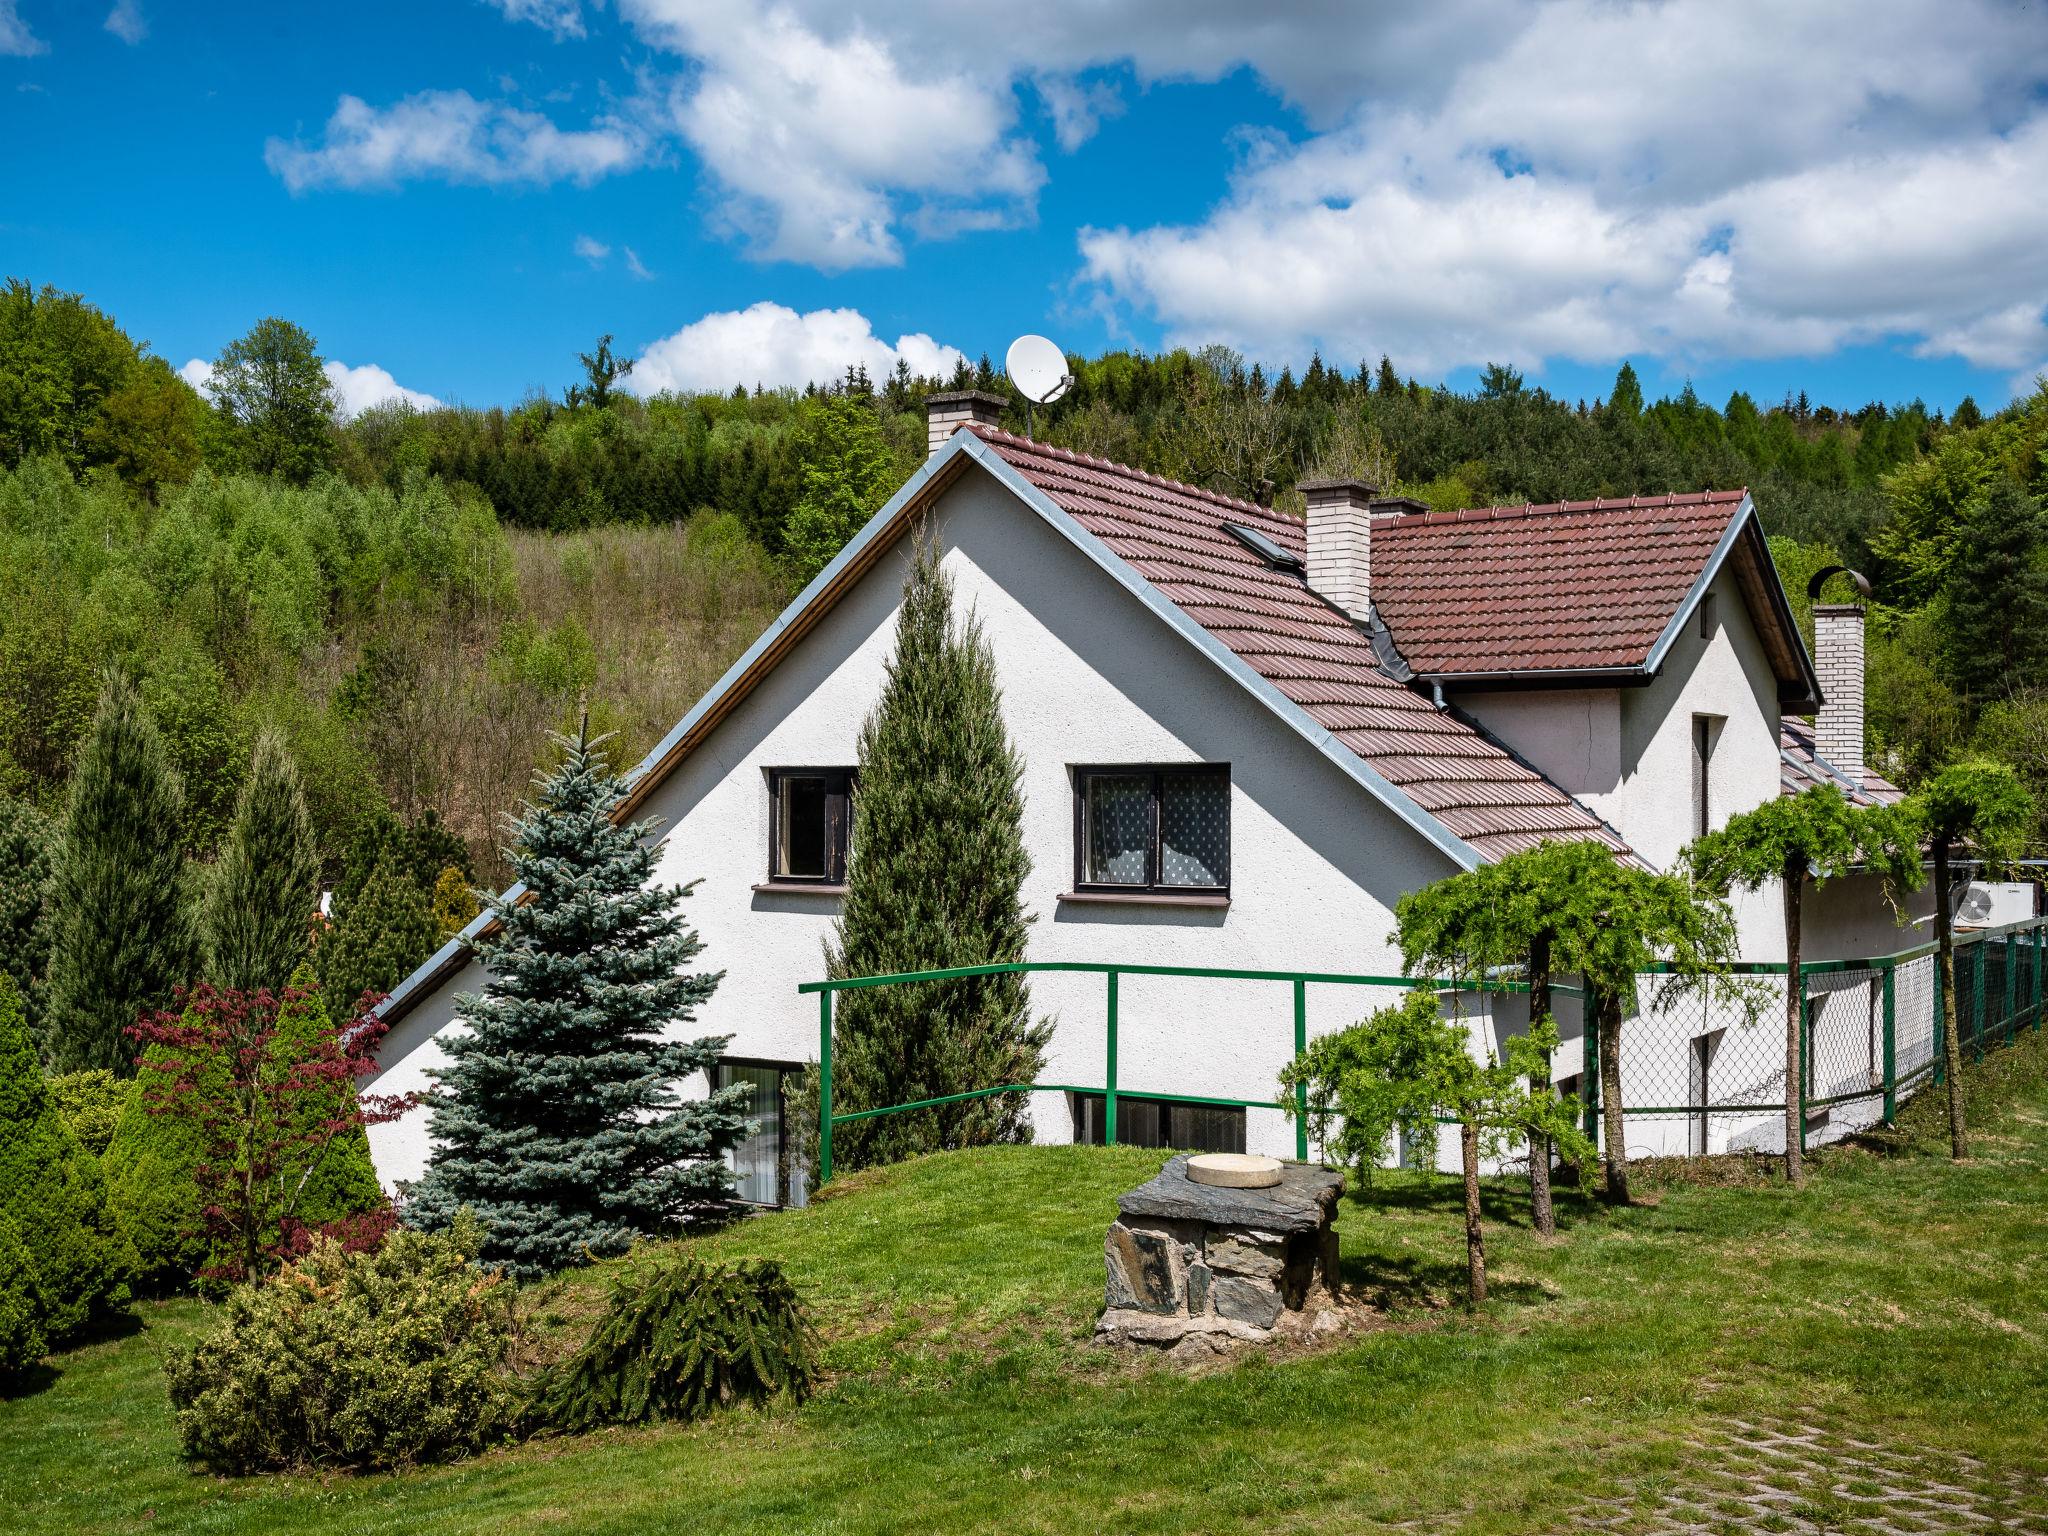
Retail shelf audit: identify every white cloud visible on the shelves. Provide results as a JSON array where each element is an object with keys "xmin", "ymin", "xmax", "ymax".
[
  {"xmin": 629, "ymin": 301, "xmax": 965, "ymax": 393},
  {"xmin": 0, "ymin": 0, "xmax": 45, "ymax": 56},
  {"xmin": 484, "ymin": 0, "xmax": 585, "ymax": 39},
  {"xmin": 323, "ymin": 361, "xmax": 441, "ymax": 417},
  {"xmin": 265, "ymin": 89, "xmax": 642, "ymax": 193},
  {"xmin": 179, "ymin": 357, "xmax": 439, "ymax": 418},
  {"xmin": 1070, "ymin": 0, "xmax": 2048, "ymax": 383},
  {"xmin": 104, "ymin": 0, "xmax": 146, "ymax": 44},
  {"xmin": 574, "ymin": 233, "xmax": 611, "ymax": 263},
  {"xmin": 626, "ymin": 3, "xmax": 1043, "ymax": 269},
  {"xmin": 623, "ymin": 246, "xmax": 653, "ymax": 280}
]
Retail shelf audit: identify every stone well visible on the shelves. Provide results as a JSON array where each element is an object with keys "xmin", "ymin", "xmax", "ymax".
[{"xmin": 1096, "ymin": 1154, "xmax": 1344, "ymax": 1353}]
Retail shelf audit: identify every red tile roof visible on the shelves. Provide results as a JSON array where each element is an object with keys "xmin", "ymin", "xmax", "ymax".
[
  {"xmin": 1370, "ymin": 491, "xmax": 1749, "ymax": 676},
  {"xmin": 971, "ymin": 427, "xmax": 1632, "ymax": 864},
  {"xmin": 1779, "ymin": 716, "xmax": 1903, "ymax": 807}
]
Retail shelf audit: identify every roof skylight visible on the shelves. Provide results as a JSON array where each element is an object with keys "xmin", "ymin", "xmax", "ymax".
[{"xmin": 1223, "ymin": 522, "xmax": 1304, "ymax": 573}]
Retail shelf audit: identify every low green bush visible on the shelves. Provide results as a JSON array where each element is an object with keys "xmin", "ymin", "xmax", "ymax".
[
  {"xmin": 45, "ymin": 1069, "xmax": 122, "ymax": 1156},
  {"xmin": 0, "ymin": 1214, "xmax": 47, "ymax": 1379},
  {"xmin": 530, "ymin": 1255, "xmax": 817, "ymax": 1435},
  {"xmin": 0, "ymin": 977, "xmax": 131, "ymax": 1342},
  {"xmin": 163, "ymin": 1215, "xmax": 520, "ymax": 1472}
]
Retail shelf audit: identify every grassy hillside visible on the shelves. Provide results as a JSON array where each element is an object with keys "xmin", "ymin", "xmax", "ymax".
[{"xmin": 5, "ymin": 1034, "xmax": 2047, "ymax": 1535}]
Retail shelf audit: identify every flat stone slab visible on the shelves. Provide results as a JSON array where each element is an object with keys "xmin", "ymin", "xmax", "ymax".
[{"xmin": 1116, "ymin": 1154, "xmax": 1342, "ymax": 1235}]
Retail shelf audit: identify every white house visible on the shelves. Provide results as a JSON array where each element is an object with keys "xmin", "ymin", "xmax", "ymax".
[{"xmin": 368, "ymin": 391, "xmax": 1924, "ymax": 1202}]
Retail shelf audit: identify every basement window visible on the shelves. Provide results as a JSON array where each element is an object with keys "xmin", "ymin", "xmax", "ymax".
[
  {"xmin": 1069, "ymin": 1093, "xmax": 1247, "ymax": 1154},
  {"xmin": 1222, "ymin": 522, "xmax": 1304, "ymax": 573},
  {"xmin": 767, "ymin": 768, "xmax": 853, "ymax": 884},
  {"xmin": 1073, "ymin": 766, "xmax": 1230, "ymax": 895}
]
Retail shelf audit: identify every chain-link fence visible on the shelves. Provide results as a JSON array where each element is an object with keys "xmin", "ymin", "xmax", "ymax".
[{"xmin": 1598, "ymin": 917, "xmax": 2046, "ymax": 1161}]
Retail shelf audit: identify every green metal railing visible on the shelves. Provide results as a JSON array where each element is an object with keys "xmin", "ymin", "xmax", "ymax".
[
  {"xmin": 800, "ymin": 917, "xmax": 2048, "ymax": 1186},
  {"xmin": 801, "ymin": 961, "xmax": 1512, "ymax": 1185}
]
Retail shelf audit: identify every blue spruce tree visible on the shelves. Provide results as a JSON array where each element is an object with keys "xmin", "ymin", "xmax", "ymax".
[{"xmin": 405, "ymin": 726, "xmax": 746, "ymax": 1277}]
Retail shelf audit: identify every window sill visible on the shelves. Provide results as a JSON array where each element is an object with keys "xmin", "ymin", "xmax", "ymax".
[
  {"xmin": 751, "ymin": 881, "xmax": 848, "ymax": 896},
  {"xmin": 1057, "ymin": 889, "xmax": 1230, "ymax": 910}
]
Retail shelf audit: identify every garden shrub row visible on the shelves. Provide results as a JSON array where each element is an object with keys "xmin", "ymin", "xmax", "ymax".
[{"xmin": 166, "ymin": 1225, "xmax": 819, "ymax": 1472}]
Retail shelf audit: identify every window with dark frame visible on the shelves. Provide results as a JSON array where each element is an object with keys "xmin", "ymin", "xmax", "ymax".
[
  {"xmin": 714, "ymin": 1059, "xmax": 811, "ymax": 1208},
  {"xmin": 1072, "ymin": 766, "xmax": 1230, "ymax": 895},
  {"xmin": 767, "ymin": 768, "xmax": 853, "ymax": 884},
  {"xmin": 1698, "ymin": 589, "xmax": 1717, "ymax": 642},
  {"xmin": 1068, "ymin": 1092, "xmax": 1246, "ymax": 1154},
  {"xmin": 1691, "ymin": 716, "xmax": 1718, "ymax": 840}
]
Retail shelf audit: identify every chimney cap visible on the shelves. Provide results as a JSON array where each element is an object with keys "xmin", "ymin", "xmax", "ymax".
[
  {"xmin": 927, "ymin": 388, "xmax": 1009, "ymax": 411},
  {"xmin": 1368, "ymin": 495, "xmax": 1431, "ymax": 518},
  {"xmin": 1298, "ymin": 477, "xmax": 1378, "ymax": 500},
  {"xmin": 1806, "ymin": 564, "xmax": 1871, "ymax": 603}
]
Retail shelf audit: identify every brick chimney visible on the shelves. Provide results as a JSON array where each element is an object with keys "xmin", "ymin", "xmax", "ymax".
[
  {"xmin": 1813, "ymin": 603, "xmax": 1866, "ymax": 780},
  {"xmin": 1300, "ymin": 481, "xmax": 1426, "ymax": 623},
  {"xmin": 1808, "ymin": 566, "xmax": 1873, "ymax": 782},
  {"xmin": 925, "ymin": 390, "xmax": 1006, "ymax": 457}
]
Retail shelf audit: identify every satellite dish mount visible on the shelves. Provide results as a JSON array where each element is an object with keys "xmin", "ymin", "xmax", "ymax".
[{"xmin": 1005, "ymin": 333, "xmax": 1072, "ymax": 439}]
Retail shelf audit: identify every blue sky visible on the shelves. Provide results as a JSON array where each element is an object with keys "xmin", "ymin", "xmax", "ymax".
[{"xmin": 5, "ymin": 1, "xmax": 2046, "ymax": 415}]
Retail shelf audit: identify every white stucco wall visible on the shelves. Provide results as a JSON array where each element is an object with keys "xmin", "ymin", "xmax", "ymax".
[{"xmin": 368, "ymin": 465, "xmax": 1479, "ymax": 1189}]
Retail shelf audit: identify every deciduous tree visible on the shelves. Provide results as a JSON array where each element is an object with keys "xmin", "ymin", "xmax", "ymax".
[
  {"xmin": 208, "ymin": 317, "xmax": 334, "ymax": 483},
  {"xmin": 1908, "ymin": 760, "xmax": 2032, "ymax": 1159}
]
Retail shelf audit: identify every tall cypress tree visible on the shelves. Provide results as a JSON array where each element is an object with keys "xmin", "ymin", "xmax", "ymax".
[
  {"xmin": 314, "ymin": 851, "xmax": 438, "ymax": 1015},
  {"xmin": 0, "ymin": 798, "xmax": 55, "ymax": 1047},
  {"xmin": 44, "ymin": 675, "xmax": 195, "ymax": 1075},
  {"xmin": 406, "ymin": 726, "xmax": 746, "ymax": 1278},
  {"xmin": 203, "ymin": 730, "xmax": 319, "ymax": 993},
  {"xmin": 827, "ymin": 535, "xmax": 1049, "ymax": 1172}
]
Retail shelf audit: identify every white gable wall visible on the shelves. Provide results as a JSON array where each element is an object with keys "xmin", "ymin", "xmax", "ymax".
[{"xmin": 368, "ymin": 464, "xmax": 1470, "ymax": 1189}]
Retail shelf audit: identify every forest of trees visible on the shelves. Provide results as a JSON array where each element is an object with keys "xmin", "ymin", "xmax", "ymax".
[{"xmin": 3, "ymin": 275, "xmax": 2045, "ymax": 972}]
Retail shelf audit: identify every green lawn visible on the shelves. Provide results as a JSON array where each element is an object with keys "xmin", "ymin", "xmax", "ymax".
[{"xmin": 7, "ymin": 1035, "xmax": 2048, "ymax": 1535}]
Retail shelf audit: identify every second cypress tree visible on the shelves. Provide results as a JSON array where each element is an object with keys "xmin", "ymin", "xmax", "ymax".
[
  {"xmin": 826, "ymin": 535, "xmax": 1049, "ymax": 1172},
  {"xmin": 44, "ymin": 675, "xmax": 195, "ymax": 1075},
  {"xmin": 203, "ymin": 730, "xmax": 320, "ymax": 993}
]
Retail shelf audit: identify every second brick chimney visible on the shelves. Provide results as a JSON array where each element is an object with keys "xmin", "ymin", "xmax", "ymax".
[
  {"xmin": 1300, "ymin": 481, "xmax": 1426, "ymax": 623},
  {"xmin": 925, "ymin": 389, "xmax": 1006, "ymax": 457},
  {"xmin": 1809, "ymin": 566, "xmax": 1873, "ymax": 781}
]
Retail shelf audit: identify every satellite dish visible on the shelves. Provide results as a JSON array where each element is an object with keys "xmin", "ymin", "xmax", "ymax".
[{"xmin": 1006, "ymin": 334, "xmax": 1072, "ymax": 406}]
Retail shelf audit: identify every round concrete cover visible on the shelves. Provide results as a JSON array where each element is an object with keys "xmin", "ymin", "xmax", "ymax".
[{"xmin": 1186, "ymin": 1153, "xmax": 1283, "ymax": 1188}]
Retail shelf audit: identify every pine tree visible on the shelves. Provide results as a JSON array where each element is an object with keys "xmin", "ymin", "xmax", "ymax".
[
  {"xmin": 827, "ymin": 536, "xmax": 1049, "ymax": 1172},
  {"xmin": 0, "ymin": 974, "xmax": 132, "ymax": 1341},
  {"xmin": 314, "ymin": 850, "xmax": 438, "ymax": 1015},
  {"xmin": 405, "ymin": 726, "xmax": 746, "ymax": 1278},
  {"xmin": 203, "ymin": 730, "xmax": 319, "ymax": 993},
  {"xmin": 1609, "ymin": 361, "xmax": 1644, "ymax": 419},
  {"xmin": 0, "ymin": 797, "xmax": 55, "ymax": 1046},
  {"xmin": 1941, "ymin": 479, "xmax": 2048, "ymax": 700},
  {"xmin": 44, "ymin": 674, "xmax": 195, "ymax": 1076}
]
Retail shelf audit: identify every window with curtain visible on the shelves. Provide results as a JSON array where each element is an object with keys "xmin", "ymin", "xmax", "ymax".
[{"xmin": 1074, "ymin": 766, "xmax": 1230, "ymax": 894}]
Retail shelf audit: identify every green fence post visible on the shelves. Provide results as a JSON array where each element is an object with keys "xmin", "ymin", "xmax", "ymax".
[
  {"xmin": 2036, "ymin": 921, "xmax": 2045, "ymax": 1030},
  {"xmin": 1796, "ymin": 963, "xmax": 1809, "ymax": 1160},
  {"xmin": 1972, "ymin": 943, "xmax": 1987, "ymax": 1062},
  {"xmin": 1105, "ymin": 969, "xmax": 1119, "ymax": 1147},
  {"xmin": 1293, "ymin": 978, "xmax": 1309, "ymax": 1163},
  {"xmin": 818, "ymin": 988, "xmax": 834, "ymax": 1187},
  {"xmin": 1582, "ymin": 984, "xmax": 1599, "ymax": 1142},
  {"xmin": 1933, "ymin": 959, "xmax": 1946, "ymax": 1087},
  {"xmin": 1881, "ymin": 961, "xmax": 1897, "ymax": 1125},
  {"xmin": 2006, "ymin": 935, "xmax": 2019, "ymax": 1046}
]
